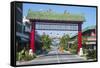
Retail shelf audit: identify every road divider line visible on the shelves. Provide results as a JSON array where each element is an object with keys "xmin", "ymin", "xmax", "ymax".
[{"xmin": 56, "ymin": 49, "xmax": 60, "ymax": 63}]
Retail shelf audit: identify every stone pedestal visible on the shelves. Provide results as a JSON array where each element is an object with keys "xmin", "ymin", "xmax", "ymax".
[{"xmin": 78, "ymin": 48, "xmax": 83, "ymax": 56}]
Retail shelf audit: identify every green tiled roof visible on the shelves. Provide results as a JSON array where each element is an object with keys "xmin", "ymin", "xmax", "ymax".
[
  {"xmin": 71, "ymin": 25, "xmax": 96, "ymax": 38},
  {"xmin": 82, "ymin": 25, "xmax": 96, "ymax": 33},
  {"xmin": 26, "ymin": 9, "xmax": 85, "ymax": 22}
]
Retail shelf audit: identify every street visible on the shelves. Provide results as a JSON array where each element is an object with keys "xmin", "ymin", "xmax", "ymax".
[{"xmin": 16, "ymin": 46, "xmax": 86, "ymax": 65}]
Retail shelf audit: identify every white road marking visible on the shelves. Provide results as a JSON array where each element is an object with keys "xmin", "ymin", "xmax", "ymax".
[{"xmin": 56, "ymin": 47, "xmax": 60, "ymax": 63}]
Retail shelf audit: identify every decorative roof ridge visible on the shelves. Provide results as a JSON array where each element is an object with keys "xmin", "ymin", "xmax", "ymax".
[{"xmin": 26, "ymin": 9, "xmax": 85, "ymax": 22}]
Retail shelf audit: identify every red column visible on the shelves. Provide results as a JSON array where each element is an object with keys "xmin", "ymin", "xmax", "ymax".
[
  {"xmin": 78, "ymin": 24, "xmax": 82, "ymax": 54},
  {"xmin": 30, "ymin": 22, "xmax": 35, "ymax": 52}
]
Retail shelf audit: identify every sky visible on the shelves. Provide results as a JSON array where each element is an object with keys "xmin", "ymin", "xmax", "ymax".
[{"xmin": 23, "ymin": 3, "xmax": 96, "ymax": 37}]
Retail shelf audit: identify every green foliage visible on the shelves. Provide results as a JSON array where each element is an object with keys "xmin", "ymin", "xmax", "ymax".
[
  {"xmin": 83, "ymin": 49, "xmax": 88, "ymax": 55},
  {"xmin": 16, "ymin": 49, "xmax": 36, "ymax": 61},
  {"xmin": 70, "ymin": 44, "xmax": 77, "ymax": 54},
  {"xmin": 82, "ymin": 36, "xmax": 87, "ymax": 52},
  {"xmin": 41, "ymin": 34, "xmax": 52, "ymax": 52},
  {"xmin": 82, "ymin": 36, "xmax": 96, "ymax": 60},
  {"xmin": 86, "ymin": 50, "xmax": 96, "ymax": 60},
  {"xmin": 70, "ymin": 36, "xmax": 87, "ymax": 55},
  {"xmin": 70, "ymin": 39, "xmax": 78, "ymax": 54},
  {"xmin": 71, "ymin": 44, "xmax": 77, "ymax": 50},
  {"xmin": 59, "ymin": 34, "xmax": 70, "ymax": 50},
  {"xmin": 16, "ymin": 52, "xmax": 19, "ymax": 61}
]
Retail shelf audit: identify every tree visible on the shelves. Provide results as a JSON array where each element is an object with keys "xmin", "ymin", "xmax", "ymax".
[
  {"xmin": 41, "ymin": 34, "xmax": 52, "ymax": 52},
  {"xmin": 70, "ymin": 39, "xmax": 78, "ymax": 54},
  {"xmin": 59, "ymin": 34, "xmax": 70, "ymax": 52}
]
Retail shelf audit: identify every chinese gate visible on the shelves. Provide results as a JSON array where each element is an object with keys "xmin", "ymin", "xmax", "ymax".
[{"xmin": 26, "ymin": 10, "xmax": 85, "ymax": 56}]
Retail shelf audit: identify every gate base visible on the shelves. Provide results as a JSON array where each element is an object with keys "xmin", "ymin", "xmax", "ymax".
[{"xmin": 78, "ymin": 48, "xmax": 83, "ymax": 56}]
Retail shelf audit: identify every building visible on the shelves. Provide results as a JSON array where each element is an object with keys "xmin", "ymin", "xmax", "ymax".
[
  {"xmin": 16, "ymin": 16, "xmax": 42, "ymax": 54},
  {"xmin": 70, "ymin": 25, "xmax": 96, "ymax": 50},
  {"xmin": 15, "ymin": 3, "xmax": 42, "ymax": 54},
  {"xmin": 16, "ymin": 16, "xmax": 31, "ymax": 52},
  {"xmin": 82, "ymin": 25, "xmax": 96, "ymax": 50}
]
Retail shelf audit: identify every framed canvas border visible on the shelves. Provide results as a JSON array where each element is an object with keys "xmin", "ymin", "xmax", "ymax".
[{"xmin": 10, "ymin": 1, "xmax": 98, "ymax": 67}]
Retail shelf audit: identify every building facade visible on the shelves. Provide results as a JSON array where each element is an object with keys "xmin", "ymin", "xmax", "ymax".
[
  {"xmin": 82, "ymin": 26, "xmax": 96, "ymax": 50},
  {"xmin": 70, "ymin": 25, "xmax": 96, "ymax": 50},
  {"xmin": 15, "ymin": 3, "xmax": 42, "ymax": 54}
]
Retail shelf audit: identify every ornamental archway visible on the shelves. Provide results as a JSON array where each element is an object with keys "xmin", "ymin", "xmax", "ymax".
[{"xmin": 26, "ymin": 11, "xmax": 85, "ymax": 56}]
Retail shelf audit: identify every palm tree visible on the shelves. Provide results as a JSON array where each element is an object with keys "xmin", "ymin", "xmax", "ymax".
[
  {"xmin": 41, "ymin": 34, "xmax": 52, "ymax": 53},
  {"xmin": 59, "ymin": 34, "xmax": 70, "ymax": 52}
]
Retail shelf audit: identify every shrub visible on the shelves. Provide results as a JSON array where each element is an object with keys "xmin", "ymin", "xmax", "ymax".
[
  {"xmin": 70, "ymin": 44, "xmax": 77, "ymax": 54},
  {"xmin": 16, "ymin": 52, "xmax": 19, "ymax": 61},
  {"xmin": 83, "ymin": 49, "xmax": 88, "ymax": 55},
  {"xmin": 16, "ymin": 49, "xmax": 37, "ymax": 61},
  {"xmin": 71, "ymin": 50, "xmax": 77, "ymax": 54},
  {"xmin": 86, "ymin": 49, "xmax": 96, "ymax": 60}
]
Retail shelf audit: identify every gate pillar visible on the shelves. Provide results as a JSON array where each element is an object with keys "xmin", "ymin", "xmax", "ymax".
[
  {"xmin": 30, "ymin": 22, "xmax": 35, "ymax": 53},
  {"xmin": 78, "ymin": 23, "xmax": 83, "ymax": 56}
]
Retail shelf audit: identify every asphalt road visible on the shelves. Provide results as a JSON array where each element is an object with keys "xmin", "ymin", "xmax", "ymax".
[{"xmin": 17, "ymin": 46, "xmax": 87, "ymax": 65}]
